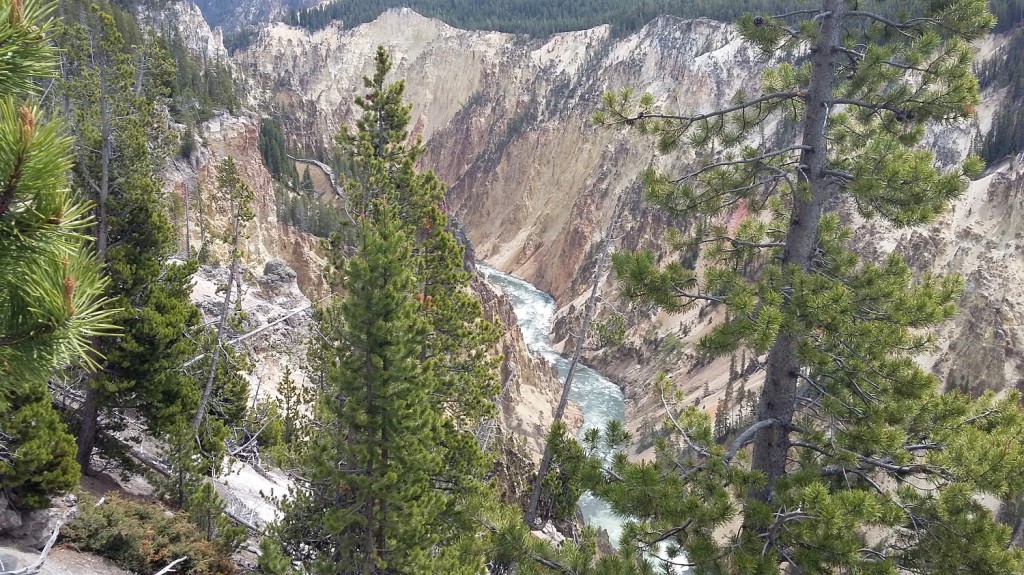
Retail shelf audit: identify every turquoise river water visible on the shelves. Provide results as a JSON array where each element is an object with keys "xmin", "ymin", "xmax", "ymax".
[{"xmin": 479, "ymin": 265, "xmax": 626, "ymax": 543}]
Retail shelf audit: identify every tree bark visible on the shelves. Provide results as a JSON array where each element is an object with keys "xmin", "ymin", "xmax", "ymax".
[
  {"xmin": 184, "ymin": 180, "xmax": 191, "ymax": 256},
  {"xmin": 525, "ymin": 194, "xmax": 623, "ymax": 526},
  {"xmin": 74, "ymin": 388, "xmax": 99, "ymax": 474},
  {"xmin": 748, "ymin": 0, "xmax": 842, "ymax": 504},
  {"xmin": 76, "ymin": 64, "xmax": 114, "ymax": 475}
]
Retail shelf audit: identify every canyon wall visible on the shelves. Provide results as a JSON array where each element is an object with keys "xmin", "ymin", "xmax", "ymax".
[
  {"xmin": 193, "ymin": 5, "xmax": 1023, "ymax": 453},
  {"xmin": 234, "ymin": 11, "xmax": 769, "ymax": 303}
]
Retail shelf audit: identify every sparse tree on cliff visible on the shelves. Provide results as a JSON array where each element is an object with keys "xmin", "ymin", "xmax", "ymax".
[
  {"xmin": 193, "ymin": 156, "xmax": 254, "ymax": 432},
  {"xmin": 589, "ymin": 1, "xmax": 1024, "ymax": 573},
  {"xmin": 0, "ymin": 0, "xmax": 114, "ymax": 506}
]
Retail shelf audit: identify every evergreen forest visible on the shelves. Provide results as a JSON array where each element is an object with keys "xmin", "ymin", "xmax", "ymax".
[{"xmin": 284, "ymin": 0, "xmax": 1024, "ymax": 37}]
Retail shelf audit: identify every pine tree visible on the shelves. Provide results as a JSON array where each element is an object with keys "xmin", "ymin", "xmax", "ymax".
[
  {"xmin": 277, "ymin": 364, "xmax": 305, "ymax": 448},
  {"xmin": 591, "ymin": 2, "xmax": 1024, "ymax": 573},
  {"xmin": 54, "ymin": 1, "xmax": 203, "ymax": 474},
  {"xmin": 277, "ymin": 203, "xmax": 472, "ymax": 574},
  {"xmin": 272, "ymin": 47, "xmax": 496, "ymax": 574},
  {"xmin": 339, "ymin": 44, "xmax": 500, "ymax": 540},
  {"xmin": 193, "ymin": 157, "xmax": 254, "ymax": 432},
  {"xmin": 0, "ymin": 0, "xmax": 114, "ymax": 506}
]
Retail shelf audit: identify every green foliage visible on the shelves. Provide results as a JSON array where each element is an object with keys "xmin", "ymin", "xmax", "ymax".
[
  {"xmin": 990, "ymin": 0, "xmax": 1024, "ymax": 32},
  {"xmin": 214, "ymin": 157, "xmax": 256, "ymax": 242},
  {"xmin": 977, "ymin": 26, "xmax": 1024, "ymax": 163},
  {"xmin": 0, "ymin": 382, "xmax": 79, "ymax": 508},
  {"xmin": 163, "ymin": 30, "xmax": 238, "ymax": 122},
  {"xmin": 590, "ymin": 2, "xmax": 1024, "ymax": 573},
  {"xmin": 278, "ymin": 203, "xmax": 467, "ymax": 573},
  {"xmin": 63, "ymin": 492, "xmax": 237, "ymax": 575},
  {"xmin": 276, "ymin": 364, "xmax": 309, "ymax": 448},
  {"xmin": 56, "ymin": 0, "xmax": 238, "ymax": 125},
  {"xmin": 154, "ymin": 415, "xmax": 248, "ymax": 554},
  {"xmin": 0, "ymin": 0, "xmax": 115, "ymax": 390},
  {"xmin": 590, "ymin": 312, "xmax": 626, "ymax": 348},
  {"xmin": 153, "ymin": 423, "xmax": 205, "ymax": 510},
  {"xmin": 55, "ymin": 1, "xmax": 210, "ymax": 472},
  {"xmin": 0, "ymin": 0, "xmax": 113, "ymax": 506},
  {"xmin": 536, "ymin": 422, "xmax": 589, "ymax": 522},
  {"xmin": 259, "ymin": 117, "xmax": 296, "ymax": 181},
  {"xmin": 287, "ymin": 0, "xmax": 806, "ymax": 37},
  {"xmin": 282, "ymin": 0, "xmax": 1024, "ymax": 38},
  {"xmin": 274, "ymin": 182, "xmax": 348, "ymax": 238},
  {"xmin": 272, "ymin": 46, "xmax": 499, "ymax": 574}
]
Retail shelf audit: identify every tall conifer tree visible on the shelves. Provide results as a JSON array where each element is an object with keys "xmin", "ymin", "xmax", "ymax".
[
  {"xmin": 0, "ymin": 0, "xmax": 113, "ymax": 506},
  {"xmin": 272, "ymin": 46, "xmax": 496, "ymax": 574},
  {"xmin": 337, "ymin": 44, "xmax": 501, "ymax": 541},
  {"xmin": 589, "ymin": 1, "xmax": 1024, "ymax": 573},
  {"xmin": 55, "ymin": 1, "xmax": 203, "ymax": 473}
]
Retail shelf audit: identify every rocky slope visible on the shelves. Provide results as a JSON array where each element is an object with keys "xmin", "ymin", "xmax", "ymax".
[
  {"xmin": 227, "ymin": 8, "xmax": 1024, "ymax": 454},
  {"xmin": 234, "ymin": 11, "xmax": 768, "ymax": 304}
]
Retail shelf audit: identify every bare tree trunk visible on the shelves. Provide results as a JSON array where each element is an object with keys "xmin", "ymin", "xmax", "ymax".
[
  {"xmin": 525, "ymin": 194, "xmax": 623, "ymax": 526},
  {"xmin": 192, "ymin": 199, "xmax": 240, "ymax": 431},
  {"xmin": 76, "ymin": 65, "xmax": 114, "ymax": 475},
  {"xmin": 184, "ymin": 180, "xmax": 191, "ymax": 256},
  {"xmin": 748, "ymin": 0, "xmax": 841, "ymax": 505}
]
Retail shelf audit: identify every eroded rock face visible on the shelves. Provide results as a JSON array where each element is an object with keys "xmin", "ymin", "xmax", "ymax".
[
  {"xmin": 179, "ymin": 5, "xmax": 1023, "ymax": 456},
  {"xmin": 235, "ymin": 11, "xmax": 768, "ymax": 303},
  {"xmin": 472, "ymin": 276, "xmax": 582, "ymax": 462},
  {"xmin": 164, "ymin": 112, "xmax": 326, "ymax": 295},
  {"xmin": 191, "ymin": 262, "xmax": 313, "ymax": 400},
  {"xmin": 139, "ymin": 2, "xmax": 227, "ymax": 62}
]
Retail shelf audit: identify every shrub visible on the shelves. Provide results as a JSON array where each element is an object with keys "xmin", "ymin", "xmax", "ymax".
[{"xmin": 62, "ymin": 493, "xmax": 236, "ymax": 575}]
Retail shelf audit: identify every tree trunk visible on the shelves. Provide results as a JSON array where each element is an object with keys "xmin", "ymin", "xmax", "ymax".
[
  {"xmin": 184, "ymin": 180, "xmax": 191, "ymax": 256},
  {"xmin": 525, "ymin": 194, "xmax": 623, "ymax": 526},
  {"xmin": 76, "ymin": 66, "xmax": 114, "ymax": 475},
  {"xmin": 192, "ymin": 199, "xmax": 240, "ymax": 431},
  {"xmin": 748, "ymin": 0, "xmax": 841, "ymax": 504},
  {"xmin": 75, "ymin": 387, "xmax": 99, "ymax": 474}
]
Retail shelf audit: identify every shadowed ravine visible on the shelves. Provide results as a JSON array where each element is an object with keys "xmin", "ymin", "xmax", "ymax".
[{"xmin": 480, "ymin": 265, "xmax": 625, "ymax": 543}]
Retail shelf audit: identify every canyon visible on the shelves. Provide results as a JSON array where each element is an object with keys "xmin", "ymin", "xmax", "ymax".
[{"xmin": 168, "ymin": 2, "xmax": 1024, "ymax": 458}]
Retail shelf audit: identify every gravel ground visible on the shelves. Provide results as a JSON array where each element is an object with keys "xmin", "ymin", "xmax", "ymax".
[{"xmin": 0, "ymin": 543, "xmax": 130, "ymax": 575}]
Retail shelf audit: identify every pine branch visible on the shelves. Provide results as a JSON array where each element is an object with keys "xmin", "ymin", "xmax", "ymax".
[
  {"xmin": 725, "ymin": 419, "xmax": 779, "ymax": 464},
  {"xmin": 670, "ymin": 288, "xmax": 724, "ymax": 303},
  {"xmin": 609, "ymin": 91, "xmax": 804, "ymax": 126},
  {"xmin": 697, "ymin": 236, "xmax": 786, "ymax": 250},
  {"xmin": 771, "ymin": 8, "xmax": 823, "ymax": 20},
  {"xmin": 846, "ymin": 10, "xmax": 941, "ymax": 31},
  {"xmin": 671, "ymin": 145, "xmax": 810, "ymax": 184}
]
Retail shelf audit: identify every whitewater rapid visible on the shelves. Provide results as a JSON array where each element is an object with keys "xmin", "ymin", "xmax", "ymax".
[{"xmin": 479, "ymin": 265, "xmax": 625, "ymax": 543}]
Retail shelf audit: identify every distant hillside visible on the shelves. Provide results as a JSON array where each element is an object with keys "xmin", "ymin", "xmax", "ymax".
[
  {"xmin": 284, "ymin": 0, "xmax": 798, "ymax": 36},
  {"xmin": 191, "ymin": 0, "xmax": 315, "ymax": 29},
  {"xmin": 284, "ymin": 0, "xmax": 1024, "ymax": 37}
]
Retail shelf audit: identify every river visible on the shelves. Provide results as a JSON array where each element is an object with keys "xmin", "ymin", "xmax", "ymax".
[{"xmin": 479, "ymin": 265, "xmax": 625, "ymax": 544}]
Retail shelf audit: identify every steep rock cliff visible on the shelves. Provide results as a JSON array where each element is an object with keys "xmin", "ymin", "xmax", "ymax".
[
  {"xmin": 217, "ymin": 6, "xmax": 1024, "ymax": 455},
  {"xmin": 235, "ymin": 11, "xmax": 768, "ymax": 303},
  {"xmin": 164, "ymin": 112, "xmax": 327, "ymax": 295}
]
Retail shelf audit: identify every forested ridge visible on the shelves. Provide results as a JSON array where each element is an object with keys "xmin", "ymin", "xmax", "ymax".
[
  {"xmin": 6, "ymin": 0, "xmax": 1024, "ymax": 574},
  {"xmin": 284, "ymin": 0, "xmax": 1024, "ymax": 36}
]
